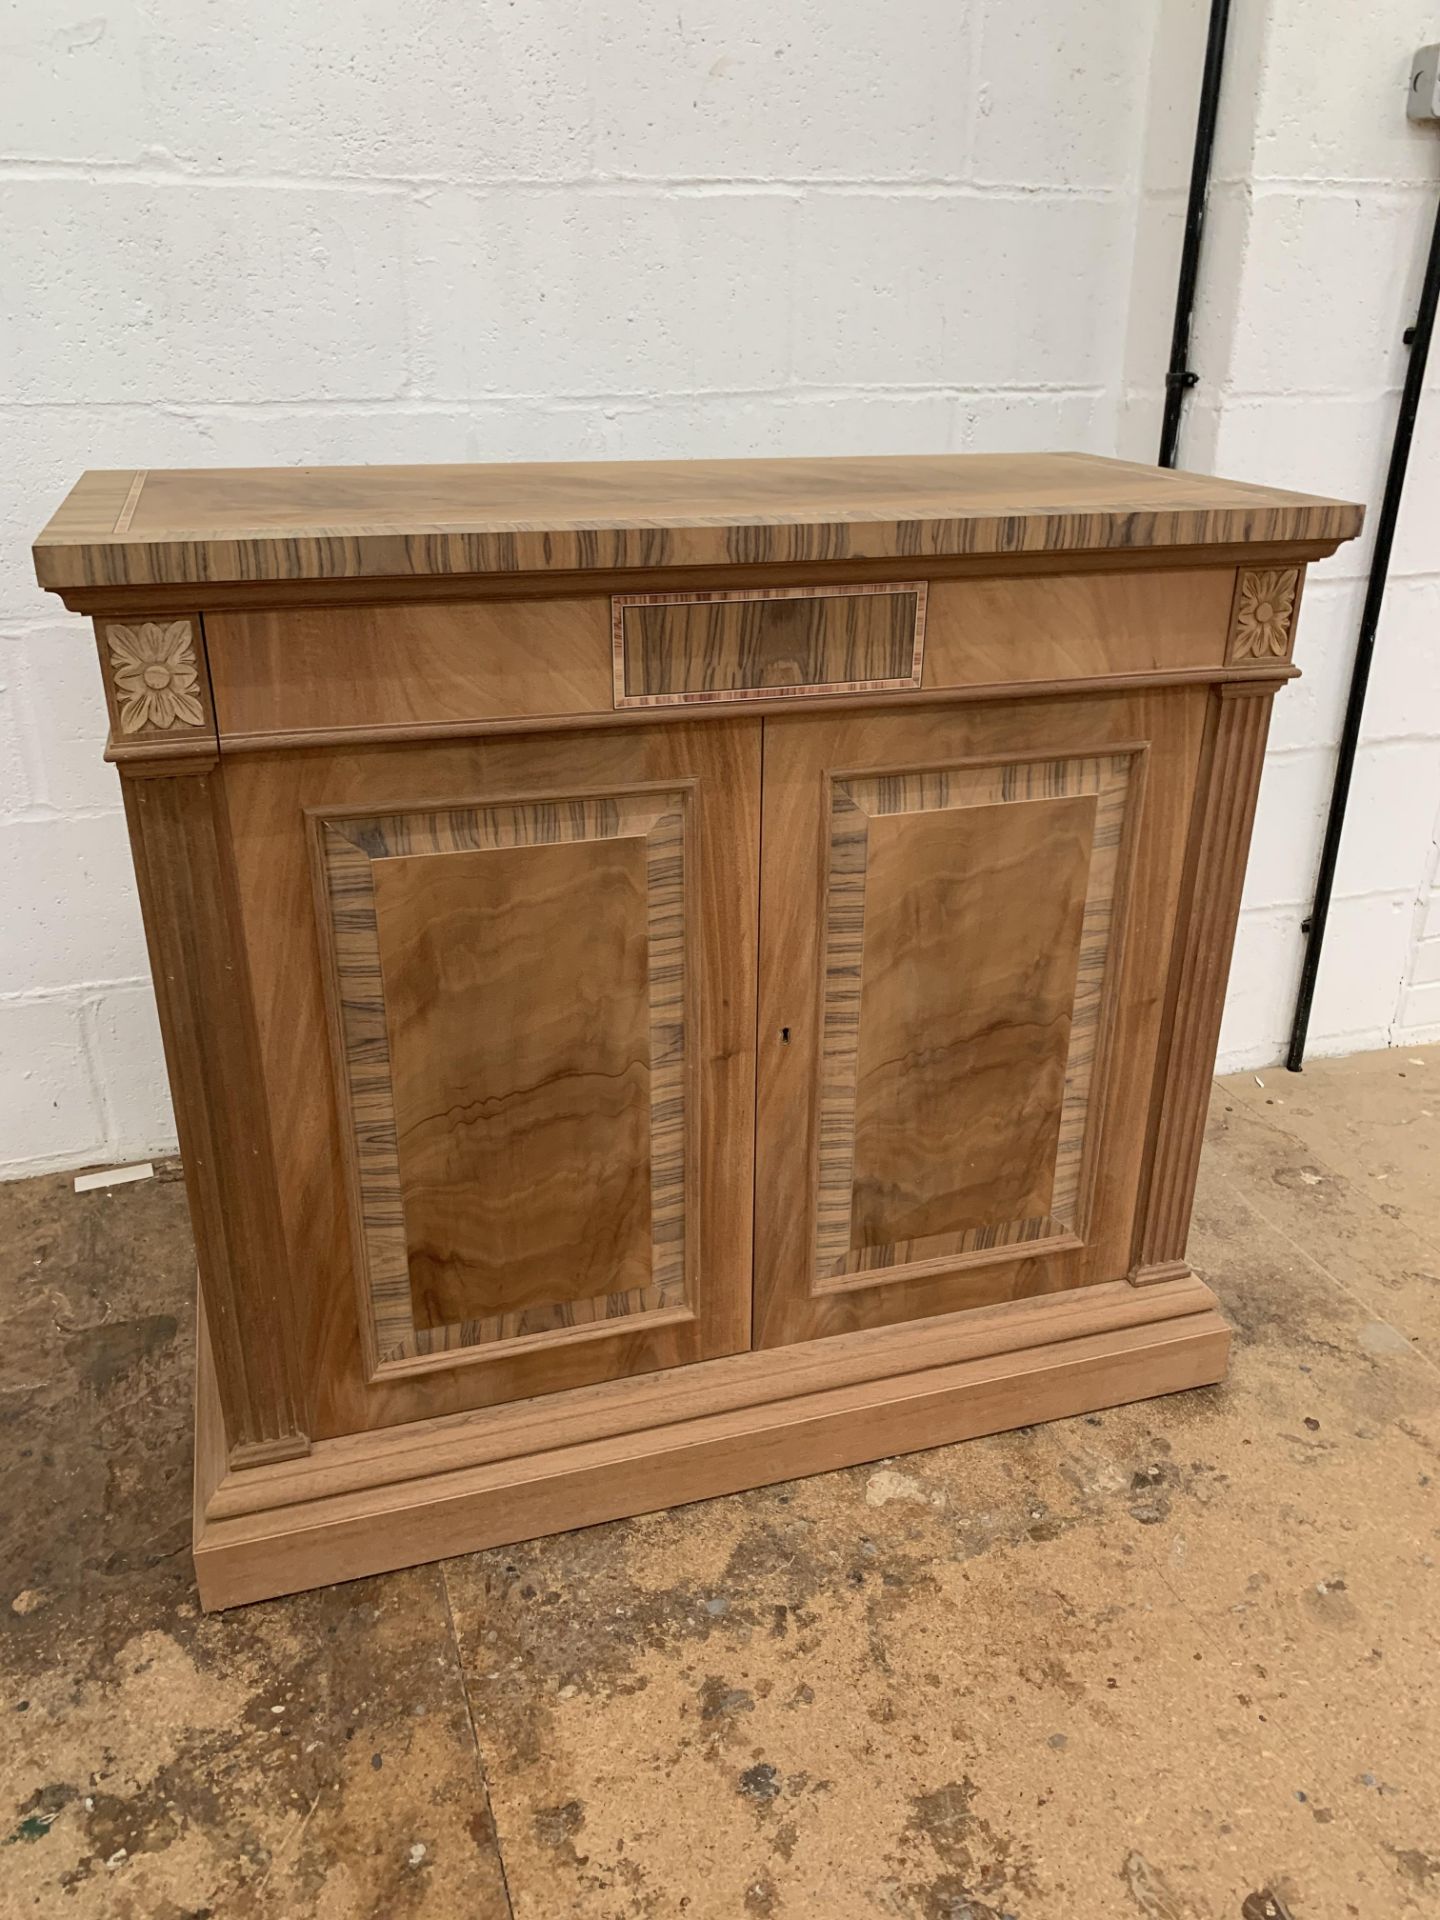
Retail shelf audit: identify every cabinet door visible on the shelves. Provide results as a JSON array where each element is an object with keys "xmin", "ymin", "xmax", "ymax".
[
  {"xmin": 753, "ymin": 691, "xmax": 1207, "ymax": 1347},
  {"xmin": 226, "ymin": 718, "xmax": 759, "ymax": 1437}
]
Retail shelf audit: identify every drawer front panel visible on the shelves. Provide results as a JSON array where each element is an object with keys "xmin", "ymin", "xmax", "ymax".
[
  {"xmin": 207, "ymin": 568, "xmax": 1239, "ymax": 749},
  {"xmin": 613, "ymin": 582, "xmax": 927, "ymax": 709},
  {"xmin": 919, "ymin": 568, "xmax": 1235, "ymax": 690},
  {"xmin": 208, "ymin": 598, "xmax": 615, "ymax": 743}
]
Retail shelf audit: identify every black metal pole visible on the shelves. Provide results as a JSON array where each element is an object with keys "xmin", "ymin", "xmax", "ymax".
[
  {"xmin": 1158, "ymin": 0, "xmax": 1232, "ymax": 469},
  {"xmin": 1286, "ymin": 187, "xmax": 1440, "ymax": 1071}
]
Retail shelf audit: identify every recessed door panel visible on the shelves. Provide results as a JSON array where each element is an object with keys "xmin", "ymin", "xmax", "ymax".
[
  {"xmin": 840, "ymin": 791, "xmax": 1087, "ymax": 1263},
  {"xmin": 373, "ymin": 838, "xmax": 655, "ymax": 1336},
  {"xmin": 819, "ymin": 758, "xmax": 1132, "ymax": 1281},
  {"xmin": 755, "ymin": 693, "xmax": 1206, "ymax": 1347},
  {"xmin": 849, "ymin": 797, "xmax": 1090, "ymax": 1244},
  {"xmin": 317, "ymin": 790, "xmax": 696, "ymax": 1366}
]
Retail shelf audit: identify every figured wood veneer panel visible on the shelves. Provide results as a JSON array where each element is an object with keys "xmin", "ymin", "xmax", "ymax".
[
  {"xmin": 849, "ymin": 796, "xmax": 1094, "ymax": 1248},
  {"xmin": 317, "ymin": 790, "xmax": 689, "ymax": 1364},
  {"xmin": 614, "ymin": 582, "xmax": 924, "ymax": 708},
  {"xmin": 813, "ymin": 753, "xmax": 1134, "ymax": 1285},
  {"xmin": 372, "ymin": 840, "xmax": 653, "ymax": 1332}
]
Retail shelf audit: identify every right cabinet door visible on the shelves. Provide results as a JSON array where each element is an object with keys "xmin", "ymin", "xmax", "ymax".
[{"xmin": 753, "ymin": 688, "xmax": 1208, "ymax": 1347}]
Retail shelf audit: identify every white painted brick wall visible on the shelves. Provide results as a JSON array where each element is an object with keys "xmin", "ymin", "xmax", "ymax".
[
  {"xmin": 1171, "ymin": 0, "xmax": 1440, "ymax": 1072},
  {"xmin": 0, "ymin": 0, "xmax": 1162, "ymax": 1178},
  {"xmin": 1, "ymin": 0, "xmax": 1437, "ymax": 1175}
]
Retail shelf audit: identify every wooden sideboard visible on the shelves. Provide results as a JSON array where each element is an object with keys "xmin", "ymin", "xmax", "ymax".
[{"xmin": 33, "ymin": 452, "xmax": 1362, "ymax": 1609}]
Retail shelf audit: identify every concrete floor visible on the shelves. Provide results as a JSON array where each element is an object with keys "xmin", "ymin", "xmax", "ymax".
[{"xmin": 2, "ymin": 1049, "xmax": 1437, "ymax": 1919}]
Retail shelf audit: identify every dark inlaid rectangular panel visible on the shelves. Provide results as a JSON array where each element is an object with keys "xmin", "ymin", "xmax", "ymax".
[
  {"xmin": 372, "ymin": 838, "xmax": 653, "ymax": 1333},
  {"xmin": 315, "ymin": 790, "xmax": 689, "ymax": 1365},
  {"xmin": 613, "ymin": 582, "xmax": 926, "ymax": 709}
]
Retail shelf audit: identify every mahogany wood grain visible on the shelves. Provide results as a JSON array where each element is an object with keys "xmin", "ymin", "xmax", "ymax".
[
  {"xmin": 314, "ymin": 795, "xmax": 691, "ymax": 1361},
  {"xmin": 822, "ymin": 756, "xmax": 1132, "ymax": 1278},
  {"xmin": 214, "ymin": 659, "xmax": 1298, "ymax": 758},
  {"xmin": 193, "ymin": 1287, "xmax": 229, "ymax": 1529},
  {"xmin": 35, "ymin": 452, "xmax": 1362, "ymax": 592},
  {"xmin": 223, "ymin": 720, "xmax": 759, "ymax": 1435},
  {"xmin": 920, "ymin": 567, "xmax": 1234, "ymax": 688}
]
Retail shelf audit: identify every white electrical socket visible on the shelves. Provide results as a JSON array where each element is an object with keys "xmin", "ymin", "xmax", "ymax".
[{"xmin": 1410, "ymin": 44, "xmax": 1440, "ymax": 122}]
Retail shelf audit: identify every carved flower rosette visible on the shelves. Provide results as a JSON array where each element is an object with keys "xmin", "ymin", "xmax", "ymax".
[
  {"xmin": 107, "ymin": 621, "xmax": 205, "ymax": 733},
  {"xmin": 1232, "ymin": 569, "xmax": 1298, "ymax": 661}
]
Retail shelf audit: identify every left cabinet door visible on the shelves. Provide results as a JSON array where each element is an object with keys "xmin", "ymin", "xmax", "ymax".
[{"xmin": 223, "ymin": 717, "xmax": 761, "ymax": 1439}]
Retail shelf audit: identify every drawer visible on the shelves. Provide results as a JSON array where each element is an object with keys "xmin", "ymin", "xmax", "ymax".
[
  {"xmin": 919, "ymin": 568, "xmax": 1237, "ymax": 689},
  {"xmin": 206, "ymin": 567, "xmax": 1240, "ymax": 748},
  {"xmin": 207, "ymin": 598, "xmax": 616, "ymax": 744},
  {"xmin": 613, "ymin": 582, "xmax": 927, "ymax": 708}
]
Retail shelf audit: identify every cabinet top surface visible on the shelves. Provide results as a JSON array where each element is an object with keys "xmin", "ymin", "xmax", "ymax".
[{"xmin": 34, "ymin": 450, "xmax": 1362, "ymax": 593}]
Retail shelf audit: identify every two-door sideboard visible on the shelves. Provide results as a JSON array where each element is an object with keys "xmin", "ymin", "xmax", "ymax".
[{"xmin": 32, "ymin": 452, "xmax": 1361, "ymax": 1609}]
